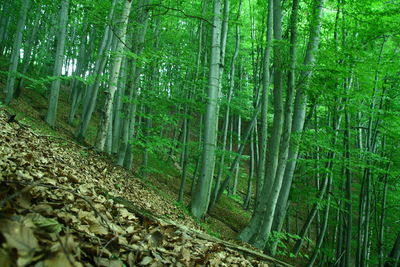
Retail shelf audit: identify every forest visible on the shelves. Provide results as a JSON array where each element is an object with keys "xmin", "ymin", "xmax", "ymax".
[{"xmin": 0, "ymin": 0, "xmax": 400, "ymax": 266}]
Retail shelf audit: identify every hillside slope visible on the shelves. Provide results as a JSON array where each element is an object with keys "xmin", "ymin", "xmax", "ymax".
[{"xmin": 0, "ymin": 109, "xmax": 291, "ymax": 267}]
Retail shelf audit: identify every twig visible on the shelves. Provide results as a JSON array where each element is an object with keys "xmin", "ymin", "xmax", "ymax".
[
  {"xmin": 141, "ymin": 4, "xmax": 214, "ymax": 27},
  {"xmin": 0, "ymin": 182, "xmax": 39, "ymax": 208},
  {"xmin": 98, "ymin": 236, "xmax": 118, "ymax": 262}
]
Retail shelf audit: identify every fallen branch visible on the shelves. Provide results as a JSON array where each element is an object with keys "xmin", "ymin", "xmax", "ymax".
[{"xmin": 112, "ymin": 195, "xmax": 293, "ymax": 267}]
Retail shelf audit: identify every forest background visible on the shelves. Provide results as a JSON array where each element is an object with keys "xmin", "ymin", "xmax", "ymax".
[{"xmin": 1, "ymin": 0, "xmax": 400, "ymax": 266}]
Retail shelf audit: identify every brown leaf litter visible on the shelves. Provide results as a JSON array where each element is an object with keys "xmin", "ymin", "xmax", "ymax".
[{"xmin": 0, "ymin": 110, "xmax": 291, "ymax": 267}]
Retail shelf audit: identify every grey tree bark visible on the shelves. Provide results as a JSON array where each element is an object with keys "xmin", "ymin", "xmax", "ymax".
[
  {"xmin": 190, "ymin": 0, "xmax": 223, "ymax": 219},
  {"xmin": 0, "ymin": 1, "xmax": 12, "ymax": 54},
  {"xmin": 45, "ymin": 0, "xmax": 69, "ymax": 127},
  {"xmin": 15, "ymin": 4, "xmax": 42, "ymax": 98},
  {"xmin": 95, "ymin": 0, "xmax": 132, "ymax": 151},
  {"xmin": 237, "ymin": 0, "xmax": 277, "ymax": 245},
  {"xmin": 68, "ymin": 21, "xmax": 90, "ymax": 124},
  {"xmin": 343, "ymin": 91, "xmax": 353, "ymax": 267},
  {"xmin": 249, "ymin": 0, "xmax": 285, "ymax": 249},
  {"xmin": 255, "ymin": 0, "xmax": 274, "ymax": 210},
  {"xmin": 4, "ymin": 0, "xmax": 30, "ymax": 104},
  {"xmin": 111, "ymin": 57, "xmax": 128, "ymax": 154},
  {"xmin": 211, "ymin": 0, "xmax": 241, "ymax": 206},
  {"xmin": 269, "ymin": 0, "xmax": 325, "ymax": 250},
  {"xmin": 75, "ymin": 0, "xmax": 117, "ymax": 142},
  {"xmin": 117, "ymin": 0, "xmax": 150, "ymax": 168},
  {"xmin": 178, "ymin": 2, "xmax": 207, "ymax": 203}
]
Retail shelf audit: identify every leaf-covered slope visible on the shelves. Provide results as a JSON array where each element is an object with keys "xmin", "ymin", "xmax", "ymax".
[{"xmin": 0, "ymin": 110, "xmax": 291, "ymax": 267}]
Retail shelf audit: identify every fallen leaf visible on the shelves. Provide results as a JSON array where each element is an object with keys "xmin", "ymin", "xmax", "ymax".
[
  {"xmin": 32, "ymin": 214, "xmax": 62, "ymax": 234},
  {"xmin": 1, "ymin": 220, "xmax": 39, "ymax": 266},
  {"xmin": 1, "ymin": 220, "xmax": 39, "ymax": 252},
  {"xmin": 139, "ymin": 256, "xmax": 154, "ymax": 266},
  {"xmin": 43, "ymin": 251, "xmax": 74, "ymax": 267},
  {"xmin": 180, "ymin": 247, "xmax": 191, "ymax": 262}
]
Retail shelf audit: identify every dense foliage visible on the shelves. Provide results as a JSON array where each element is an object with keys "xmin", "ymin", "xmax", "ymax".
[{"xmin": 1, "ymin": 0, "xmax": 399, "ymax": 265}]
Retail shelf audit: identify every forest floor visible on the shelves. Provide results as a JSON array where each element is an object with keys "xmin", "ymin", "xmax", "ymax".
[{"xmin": 0, "ymin": 87, "xmax": 294, "ymax": 266}]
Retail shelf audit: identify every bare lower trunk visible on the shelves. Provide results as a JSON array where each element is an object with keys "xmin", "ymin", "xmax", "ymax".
[
  {"xmin": 75, "ymin": 0, "xmax": 117, "ymax": 141},
  {"xmin": 190, "ymin": 0, "xmax": 223, "ymax": 219},
  {"xmin": 95, "ymin": 0, "xmax": 132, "ymax": 151},
  {"xmin": 4, "ymin": 0, "xmax": 30, "ymax": 103},
  {"xmin": 45, "ymin": 0, "xmax": 69, "ymax": 127}
]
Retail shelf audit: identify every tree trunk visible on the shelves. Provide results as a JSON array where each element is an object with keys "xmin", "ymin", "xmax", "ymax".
[
  {"xmin": 291, "ymin": 110, "xmax": 342, "ymax": 255},
  {"xmin": 95, "ymin": 0, "xmax": 132, "ymax": 151},
  {"xmin": 249, "ymin": 0, "xmax": 285, "ymax": 249},
  {"xmin": 15, "ymin": 4, "xmax": 42, "ymax": 98},
  {"xmin": 343, "ymin": 95, "xmax": 353, "ymax": 267},
  {"xmin": 178, "ymin": 1, "xmax": 207, "ymax": 203},
  {"xmin": 75, "ymin": 0, "xmax": 117, "ymax": 142},
  {"xmin": 111, "ymin": 57, "xmax": 128, "ymax": 154},
  {"xmin": 4, "ymin": 0, "xmax": 30, "ymax": 104},
  {"xmin": 190, "ymin": 0, "xmax": 223, "ymax": 220},
  {"xmin": 306, "ymin": 178, "xmax": 331, "ymax": 267},
  {"xmin": 45, "ymin": 0, "xmax": 69, "ymax": 127},
  {"xmin": 243, "ymin": 131, "xmax": 255, "ymax": 210},
  {"xmin": 385, "ymin": 232, "xmax": 400, "ymax": 267},
  {"xmin": 117, "ymin": 0, "xmax": 149, "ymax": 167},
  {"xmin": 68, "ymin": 21, "xmax": 90, "ymax": 124},
  {"xmin": 269, "ymin": 0, "xmax": 325, "ymax": 250},
  {"xmin": 255, "ymin": 0, "xmax": 274, "ymax": 213},
  {"xmin": 211, "ymin": 0, "xmax": 241, "ymax": 206}
]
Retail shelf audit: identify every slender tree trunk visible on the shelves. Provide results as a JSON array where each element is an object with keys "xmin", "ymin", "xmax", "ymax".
[
  {"xmin": 111, "ymin": 57, "xmax": 128, "ymax": 154},
  {"xmin": 343, "ymin": 95, "xmax": 353, "ymax": 267},
  {"xmin": 211, "ymin": 1, "xmax": 241, "ymax": 206},
  {"xmin": 255, "ymin": 0, "xmax": 274, "ymax": 214},
  {"xmin": 385, "ymin": 232, "xmax": 400, "ymax": 267},
  {"xmin": 178, "ymin": 105, "xmax": 190, "ymax": 203},
  {"xmin": 306, "ymin": 180, "xmax": 331, "ymax": 267},
  {"xmin": 378, "ymin": 162, "xmax": 390, "ymax": 267},
  {"xmin": 262, "ymin": 0, "xmax": 299, "ymax": 254},
  {"xmin": 0, "ymin": 1, "xmax": 11, "ymax": 50},
  {"xmin": 75, "ymin": 0, "xmax": 117, "ymax": 142},
  {"xmin": 243, "ymin": 131, "xmax": 255, "ymax": 210},
  {"xmin": 190, "ymin": 0, "xmax": 223, "ymax": 220},
  {"xmin": 95, "ymin": 0, "xmax": 132, "ymax": 151},
  {"xmin": 4, "ymin": 0, "xmax": 30, "ymax": 104},
  {"xmin": 232, "ymin": 115, "xmax": 241, "ymax": 195},
  {"xmin": 248, "ymin": 0, "xmax": 285, "ymax": 249},
  {"xmin": 15, "ymin": 4, "xmax": 42, "ymax": 98},
  {"xmin": 179, "ymin": 2, "xmax": 207, "ymax": 203},
  {"xmin": 68, "ymin": 21, "xmax": 90, "ymax": 124},
  {"xmin": 237, "ymin": 0, "xmax": 279, "ymax": 246},
  {"xmin": 45, "ymin": 0, "xmax": 70, "ymax": 127},
  {"xmin": 117, "ymin": 0, "xmax": 149, "ymax": 167},
  {"xmin": 269, "ymin": 0, "xmax": 326, "ymax": 249}
]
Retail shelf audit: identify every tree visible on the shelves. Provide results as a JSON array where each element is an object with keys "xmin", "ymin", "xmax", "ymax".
[
  {"xmin": 95, "ymin": 0, "xmax": 132, "ymax": 151},
  {"xmin": 45, "ymin": 0, "xmax": 70, "ymax": 127},
  {"xmin": 4, "ymin": 0, "xmax": 30, "ymax": 104},
  {"xmin": 190, "ymin": 0, "xmax": 224, "ymax": 220}
]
